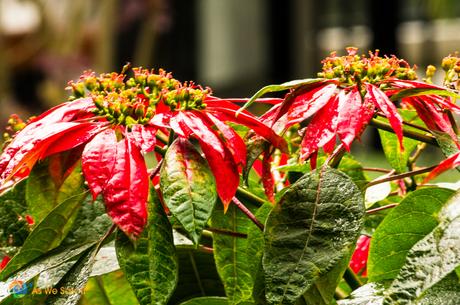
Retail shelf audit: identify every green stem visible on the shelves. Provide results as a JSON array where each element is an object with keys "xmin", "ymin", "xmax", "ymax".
[
  {"xmin": 370, "ymin": 118, "xmax": 438, "ymax": 146},
  {"xmin": 205, "ymin": 227, "xmax": 247, "ymax": 238},
  {"xmin": 365, "ymin": 165, "xmax": 437, "ymax": 188},
  {"xmin": 236, "ymin": 187, "xmax": 266, "ymax": 207},
  {"xmin": 344, "ymin": 267, "xmax": 362, "ymax": 290},
  {"xmin": 155, "ymin": 132, "xmax": 169, "ymax": 145}
]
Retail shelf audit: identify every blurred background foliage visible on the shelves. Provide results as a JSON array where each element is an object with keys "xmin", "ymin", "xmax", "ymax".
[{"xmin": 1, "ymin": 0, "xmax": 460, "ymax": 176}]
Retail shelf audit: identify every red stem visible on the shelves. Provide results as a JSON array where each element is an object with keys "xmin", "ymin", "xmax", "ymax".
[{"xmin": 232, "ymin": 197, "xmax": 264, "ymax": 231}]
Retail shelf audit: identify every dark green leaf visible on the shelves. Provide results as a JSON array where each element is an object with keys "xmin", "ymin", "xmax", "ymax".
[
  {"xmin": 210, "ymin": 201, "xmax": 257, "ymax": 304},
  {"xmin": 368, "ymin": 187, "xmax": 454, "ymax": 282},
  {"xmin": 62, "ymin": 196, "xmax": 113, "ymax": 246},
  {"xmin": 116, "ymin": 188, "xmax": 178, "ymax": 305},
  {"xmin": 0, "ymin": 187, "xmax": 87, "ymax": 280},
  {"xmin": 160, "ymin": 138, "xmax": 217, "ymax": 244},
  {"xmin": 378, "ymin": 110, "xmax": 423, "ymax": 172},
  {"xmin": 169, "ymin": 247, "xmax": 225, "ymax": 304},
  {"xmin": 303, "ymin": 248, "xmax": 353, "ymax": 305},
  {"xmin": 80, "ymin": 271, "xmax": 140, "ymax": 305},
  {"xmin": 240, "ymin": 78, "xmax": 323, "ymax": 112},
  {"xmin": 44, "ymin": 244, "xmax": 99, "ymax": 305},
  {"xmin": 263, "ymin": 166, "xmax": 365, "ymax": 305},
  {"xmin": 26, "ymin": 162, "xmax": 84, "ymax": 225},
  {"xmin": 383, "ymin": 190, "xmax": 460, "ymax": 304},
  {"xmin": 242, "ymin": 135, "xmax": 268, "ymax": 185},
  {"xmin": 0, "ymin": 180, "xmax": 29, "ymax": 247},
  {"xmin": 0, "ymin": 243, "xmax": 93, "ymax": 302},
  {"xmin": 179, "ymin": 297, "xmax": 229, "ymax": 305}
]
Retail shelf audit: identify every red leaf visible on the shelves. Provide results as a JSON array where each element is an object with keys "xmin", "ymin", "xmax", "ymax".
[
  {"xmin": 103, "ymin": 137, "xmax": 149, "ymax": 237},
  {"xmin": 206, "ymin": 107, "xmax": 288, "ymax": 153},
  {"xmin": 25, "ymin": 215, "xmax": 34, "ymax": 225},
  {"xmin": 286, "ymin": 83, "xmax": 338, "ymax": 128},
  {"xmin": 300, "ymin": 95, "xmax": 339, "ymax": 160},
  {"xmin": 424, "ymin": 152, "xmax": 460, "ymax": 183},
  {"xmin": 82, "ymin": 129, "xmax": 119, "ymax": 199},
  {"xmin": 0, "ymin": 122, "xmax": 94, "ymax": 184},
  {"xmin": 29, "ymin": 98, "xmax": 96, "ymax": 125},
  {"xmin": 0, "ymin": 256, "xmax": 10, "ymax": 270},
  {"xmin": 129, "ymin": 124, "xmax": 157, "ymax": 153},
  {"xmin": 407, "ymin": 97, "xmax": 458, "ymax": 143},
  {"xmin": 206, "ymin": 113, "xmax": 246, "ymax": 166},
  {"xmin": 262, "ymin": 150, "xmax": 275, "ymax": 203},
  {"xmin": 336, "ymin": 86, "xmax": 375, "ymax": 150},
  {"xmin": 365, "ymin": 83, "xmax": 404, "ymax": 150},
  {"xmin": 177, "ymin": 112, "xmax": 239, "ymax": 209},
  {"xmin": 350, "ymin": 235, "xmax": 370, "ymax": 276}
]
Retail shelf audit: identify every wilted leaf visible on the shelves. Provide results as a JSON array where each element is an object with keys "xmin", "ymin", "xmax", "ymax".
[
  {"xmin": 263, "ymin": 166, "xmax": 365, "ymax": 304},
  {"xmin": 368, "ymin": 188, "xmax": 454, "ymax": 282},
  {"xmin": 161, "ymin": 138, "xmax": 217, "ymax": 244}
]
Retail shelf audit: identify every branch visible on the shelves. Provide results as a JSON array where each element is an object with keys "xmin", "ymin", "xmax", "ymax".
[
  {"xmin": 366, "ymin": 203, "xmax": 398, "ymax": 214},
  {"xmin": 365, "ymin": 165, "xmax": 437, "ymax": 188},
  {"xmin": 236, "ymin": 186, "xmax": 267, "ymax": 207},
  {"xmin": 232, "ymin": 197, "xmax": 264, "ymax": 231},
  {"xmin": 370, "ymin": 118, "xmax": 438, "ymax": 146}
]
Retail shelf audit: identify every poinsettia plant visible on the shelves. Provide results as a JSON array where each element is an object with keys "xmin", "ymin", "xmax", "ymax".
[{"xmin": 1, "ymin": 49, "xmax": 460, "ymax": 305}]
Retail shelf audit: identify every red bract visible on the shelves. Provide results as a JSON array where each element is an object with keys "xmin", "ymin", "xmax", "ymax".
[
  {"xmin": 0, "ymin": 68, "xmax": 286, "ymax": 235},
  {"xmin": 255, "ymin": 48, "xmax": 459, "ymax": 163},
  {"xmin": 0, "ymin": 256, "xmax": 10, "ymax": 270},
  {"xmin": 350, "ymin": 235, "xmax": 371, "ymax": 276}
]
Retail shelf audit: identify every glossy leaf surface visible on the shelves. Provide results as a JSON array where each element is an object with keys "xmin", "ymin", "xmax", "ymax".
[
  {"xmin": 383, "ymin": 189, "xmax": 460, "ymax": 304},
  {"xmin": 263, "ymin": 167, "xmax": 365, "ymax": 304},
  {"xmin": 368, "ymin": 188, "xmax": 454, "ymax": 282},
  {"xmin": 161, "ymin": 138, "xmax": 217, "ymax": 244},
  {"xmin": 116, "ymin": 188, "xmax": 178, "ymax": 305}
]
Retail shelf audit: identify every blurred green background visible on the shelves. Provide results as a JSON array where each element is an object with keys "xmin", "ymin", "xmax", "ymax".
[{"xmin": 1, "ymin": 0, "xmax": 460, "ymax": 180}]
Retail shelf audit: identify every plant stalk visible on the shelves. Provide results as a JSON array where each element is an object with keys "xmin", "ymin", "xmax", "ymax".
[
  {"xmin": 344, "ymin": 267, "xmax": 362, "ymax": 290},
  {"xmin": 236, "ymin": 187, "xmax": 266, "ymax": 206},
  {"xmin": 365, "ymin": 165, "xmax": 437, "ymax": 188},
  {"xmin": 370, "ymin": 118, "xmax": 438, "ymax": 146},
  {"xmin": 232, "ymin": 197, "xmax": 264, "ymax": 231}
]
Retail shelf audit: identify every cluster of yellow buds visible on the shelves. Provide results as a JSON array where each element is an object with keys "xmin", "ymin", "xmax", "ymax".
[
  {"xmin": 66, "ymin": 65, "xmax": 211, "ymax": 126},
  {"xmin": 318, "ymin": 47, "xmax": 417, "ymax": 86},
  {"xmin": 2, "ymin": 114, "xmax": 27, "ymax": 150},
  {"xmin": 441, "ymin": 53, "xmax": 460, "ymax": 90}
]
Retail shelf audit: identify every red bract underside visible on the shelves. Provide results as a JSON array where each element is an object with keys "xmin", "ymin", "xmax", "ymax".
[{"xmin": 350, "ymin": 235, "xmax": 370, "ymax": 276}]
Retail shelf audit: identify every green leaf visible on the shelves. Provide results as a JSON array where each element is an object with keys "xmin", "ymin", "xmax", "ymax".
[
  {"xmin": 337, "ymin": 283, "xmax": 385, "ymax": 305},
  {"xmin": 0, "ymin": 187, "xmax": 87, "ymax": 280},
  {"xmin": 239, "ymin": 78, "xmax": 323, "ymax": 112},
  {"xmin": 0, "ymin": 243, "xmax": 94, "ymax": 302},
  {"xmin": 378, "ymin": 110, "xmax": 423, "ymax": 172},
  {"xmin": 80, "ymin": 271, "xmax": 140, "ymax": 305},
  {"xmin": 432, "ymin": 130, "xmax": 460, "ymax": 172},
  {"xmin": 160, "ymin": 138, "xmax": 217, "ymax": 244},
  {"xmin": 303, "ymin": 248, "xmax": 353, "ymax": 305},
  {"xmin": 418, "ymin": 272, "xmax": 460, "ymax": 305},
  {"xmin": 62, "ymin": 196, "xmax": 113, "ymax": 246},
  {"xmin": 263, "ymin": 166, "xmax": 365, "ymax": 305},
  {"xmin": 44, "ymin": 244, "xmax": 100, "ymax": 305},
  {"xmin": 0, "ymin": 180, "xmax": 29, "ymax": 247},
  {"xmin": 169, "ymin": 247, "xmax": 225, "ymax": 303},
  {"xmin": 383, "ymin": 189, "xmax": 460, "ymax": 304},
  {"xmin": 26, "ymin": 161, "xmax": 85, "ymax": 225},
  {"xmin": 368, "ymin": 187, "xmax": 454, "ymax": 282},
  {"xmin": 246, "ymin": 203, "xmax": 273, "ymax": 282},
  {"xmin": 210, "ymin": 201, "xmax": 257, "ymax": 304},
  {"xmin": 179, "ymin": 297, "xmax": 230, "ymax": 305},
  {"xmin": 390, "ymin": 87, "xmax": 460, "ymax": 101},
  {"xmin": 116, "ymin": 188, "xmax": 178, "ymax": 305}
]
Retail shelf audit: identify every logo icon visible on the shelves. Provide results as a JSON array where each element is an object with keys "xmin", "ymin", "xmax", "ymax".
[{"xmin": 8, "ymin": 280, "xmax": 32, "ymax": 298}]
